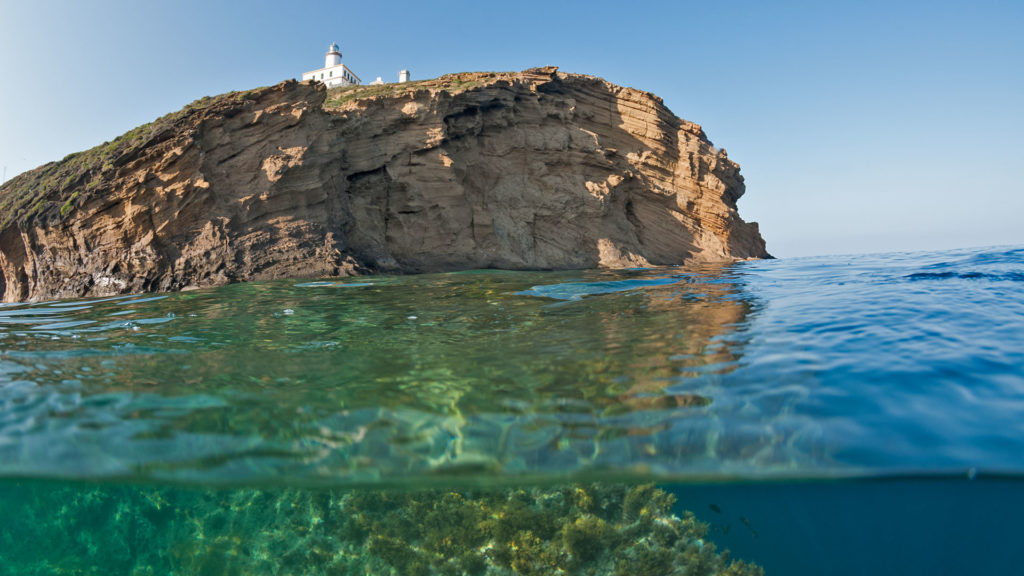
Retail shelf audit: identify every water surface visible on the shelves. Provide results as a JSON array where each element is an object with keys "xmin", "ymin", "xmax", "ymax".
[
  {"xmin": 2, "ymin": 245, "xmax": 1023, "ymax": 574},
  {"xmin": 3, "ymin": 247, "xmax": 1022, "ymax": 484}
]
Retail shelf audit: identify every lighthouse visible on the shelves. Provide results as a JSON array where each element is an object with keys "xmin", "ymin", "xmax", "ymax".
[
  {"xmin": 301, "ymin": 42, "xmax": 361, "ymax": 88},
  {"xmin": 325, "ymin": 42, "xmax": 342, "ymax": 68}
]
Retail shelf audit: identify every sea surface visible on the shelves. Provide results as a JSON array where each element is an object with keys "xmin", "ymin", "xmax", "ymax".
[{"xmin": 1, "ymin": 245, "xmax": 1023, "ymax": 575}]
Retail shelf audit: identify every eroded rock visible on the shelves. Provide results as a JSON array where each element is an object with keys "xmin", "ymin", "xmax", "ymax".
[{"xmin": 0, "ymin": 67, "xmax": 769, "ymax": 302}]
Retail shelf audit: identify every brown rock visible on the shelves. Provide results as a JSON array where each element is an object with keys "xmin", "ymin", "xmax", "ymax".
[{"xmin": 0, "ymin": 68, "xmax": 769, "ymax": 302}]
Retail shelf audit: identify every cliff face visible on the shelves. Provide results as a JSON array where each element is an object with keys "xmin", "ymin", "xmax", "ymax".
[{"xmin": 0, "ymin": 67, "xmax": 768, "ymax": 302}]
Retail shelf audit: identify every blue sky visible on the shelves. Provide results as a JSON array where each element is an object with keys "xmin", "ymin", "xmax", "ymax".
[{"xmin": 1, "ymin": 0, "xmax": 1021, "ymax": 257}]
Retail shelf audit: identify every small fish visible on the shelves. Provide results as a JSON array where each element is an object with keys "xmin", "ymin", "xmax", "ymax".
[
  {"xmin": 740, "ymin": 516, "xmax": 759, "ymax": 539},
  {"xmin": 709, "ymin": 504, "xmax": 723, "ymax": 514}
]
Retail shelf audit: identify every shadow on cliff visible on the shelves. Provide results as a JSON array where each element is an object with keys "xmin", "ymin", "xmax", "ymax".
[{"xmin": 327, "ymin": 68, "xmax": 702, "ymax": 272}]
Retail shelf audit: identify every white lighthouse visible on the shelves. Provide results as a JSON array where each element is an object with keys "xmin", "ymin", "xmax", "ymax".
[
  {"xmin": 325, "ymin": 42, "xmax": 342, "ymax": 67},
  {"xmin": 302, "ymin": 42, "xmax": 361, "ymax": 88}
]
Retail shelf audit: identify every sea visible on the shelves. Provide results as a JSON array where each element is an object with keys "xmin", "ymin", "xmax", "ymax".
[{"xmin": 1, "ymin": 245, "xmax": 1022, "ymax": 575}]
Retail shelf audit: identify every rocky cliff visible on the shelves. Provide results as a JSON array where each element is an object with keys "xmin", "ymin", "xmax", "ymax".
[{"xmin": 0, "ymin": 67, "xmax": 768, "ymax": 302}]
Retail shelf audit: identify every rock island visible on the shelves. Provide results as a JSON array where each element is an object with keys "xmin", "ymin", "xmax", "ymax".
[{"xmin": 0, "ymin": 66, "xmax": 769, "ymax": 302}]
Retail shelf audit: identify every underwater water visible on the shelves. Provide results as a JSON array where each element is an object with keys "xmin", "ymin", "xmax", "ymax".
[{"xmin": 1, "ymin": 245, "xmax": 1023, "ymax": 574}]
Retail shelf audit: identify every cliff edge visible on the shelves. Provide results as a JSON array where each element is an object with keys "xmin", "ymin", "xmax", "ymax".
[{"xmin": 0, "ymin": 67, "xmax": 769, "ymax": 302}]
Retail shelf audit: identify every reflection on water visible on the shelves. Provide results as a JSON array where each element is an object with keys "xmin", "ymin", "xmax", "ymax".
[
  {"xmin": 4, "ymin": 247, "xmax": 1024, "ymax": 485},
  {"xmin": 1, "ymin": 265, "xmax": 820, "ymax": 485},
  {"xmin": 3, "ymin": 246, "xmax": 1024, "ymax": 574}
]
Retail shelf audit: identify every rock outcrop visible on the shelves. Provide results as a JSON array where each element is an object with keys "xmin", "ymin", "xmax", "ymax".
[{"xmin": 0, "ymin": 67, "xmax": 768, "ymax": 302}]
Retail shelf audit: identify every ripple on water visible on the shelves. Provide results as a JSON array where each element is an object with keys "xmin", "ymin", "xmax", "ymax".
[{"xmin": 0, "ymin": 246, "xmax": 1021, "ymax": 486}]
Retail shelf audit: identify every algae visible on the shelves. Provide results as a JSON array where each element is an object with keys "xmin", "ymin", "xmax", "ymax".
[{"xmin": 0, "ymin": 480, "xmax": 762, "ymax": 576}]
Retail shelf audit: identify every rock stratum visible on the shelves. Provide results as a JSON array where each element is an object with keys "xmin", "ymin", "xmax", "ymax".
[{"xmin": 0, "ymin": 67, "xmax": 768, "ymax": 302}]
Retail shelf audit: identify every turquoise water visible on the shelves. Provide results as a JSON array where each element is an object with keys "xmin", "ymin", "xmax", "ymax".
[{"xmin": 1, "ymin": 245, "xmax": 1023, "ymax": 574}]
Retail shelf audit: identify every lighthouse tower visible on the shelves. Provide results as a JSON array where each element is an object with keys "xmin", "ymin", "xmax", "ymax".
[
  {"xmin": 325, "ymin": 42, "xmax": 342, "ymax": 68},
  {"xmin": 302, "ymin": 42, "xmax": 361, "ymax": 88}
]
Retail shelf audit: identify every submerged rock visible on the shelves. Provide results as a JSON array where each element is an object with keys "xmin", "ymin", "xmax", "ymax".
[{"xmin": 0, "ymin": 67, "xmax": 769, "ymax": 302}]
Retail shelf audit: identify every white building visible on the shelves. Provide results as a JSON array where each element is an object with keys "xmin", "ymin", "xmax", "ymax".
[
  {"xmin": 376, "ymin": 71, "xmax": 411, "ymax": 84},
  {"xmin": 301, "ymin": 43, "xmax": 410, "ymax": 88},
  {"xmin": 302, "ymin": 43, "xmax": 361, "ymax": 88}
]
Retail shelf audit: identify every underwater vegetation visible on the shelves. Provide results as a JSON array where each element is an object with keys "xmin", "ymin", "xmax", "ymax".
[
  {"xmin": 337, "ymin": 483, "xmax": 761, "ymax": 576},
  {"xmin": 0, "ymin": 481, "xmax": 761, "ymax": 576}
]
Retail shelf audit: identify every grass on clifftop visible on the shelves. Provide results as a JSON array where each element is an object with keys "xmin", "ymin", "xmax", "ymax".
[
  {"xmin": 0, "ymin": 89, "xmax": 264, "ymax": 228},
  {"xmin": 0, "ymin": 72, "xmax": 511, "ymax": 228},
  {"xmin": 324, "ymin": 72, "xmax": 499, "ymax": 108}
]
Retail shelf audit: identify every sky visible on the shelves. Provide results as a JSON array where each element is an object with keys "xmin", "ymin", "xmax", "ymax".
[{"xmin": 1, "ymin": 0, "xmax": 1021, "ymax": 257}]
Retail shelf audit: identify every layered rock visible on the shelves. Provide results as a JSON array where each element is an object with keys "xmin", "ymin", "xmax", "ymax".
[{"xmin": 0, "ymin": 67, "xmax": 768, "ymax": 302}]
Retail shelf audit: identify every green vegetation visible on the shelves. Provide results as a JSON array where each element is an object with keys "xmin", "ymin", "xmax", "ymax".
[
  {"xmin": 324, "ymin": 78, "xmax": 435, "ymax": 106},
  {"xmin": 0, "ymin": 481, "xmax": 763, "ymax": 575},
  {"xmin": 0, "ymin": 71, "xmax": 511, "ymax": 228},
  {"xmin": 324, "ymin": 72, "xmax": 498, "ymax": 108},
  {"xmin": 58, "ymin": 191, "xmax": 79, "ymax": 217},
  {"xmin": 0, "ymin": 89, "xmax": 261, "ymax": 228},
  {"xmin": 335, "ymin": 482, "xmax": 762, "ymax": 576}
]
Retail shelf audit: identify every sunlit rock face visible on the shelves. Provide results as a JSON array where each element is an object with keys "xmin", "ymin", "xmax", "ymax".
[{"xmin": 0, "ymin": 67, "xmax": 768, "ymax": 302}]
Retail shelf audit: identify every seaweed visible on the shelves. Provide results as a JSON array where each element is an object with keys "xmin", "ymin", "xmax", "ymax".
[
  {"xmin": 0, "ymin": 481, "xmax": 763, "ymax": 575},
  {"xmin": 335, "ymin": 483, "xmax": 762, "ymax": 576}
]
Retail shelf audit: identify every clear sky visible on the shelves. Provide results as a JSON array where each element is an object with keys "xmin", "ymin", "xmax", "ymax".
[{"xmin": 1, "ymin": 0, "xmax": 1021, "ymax": 257}]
